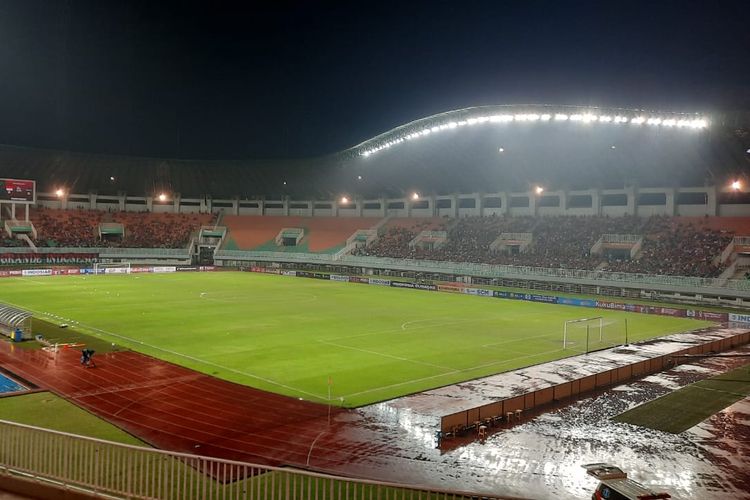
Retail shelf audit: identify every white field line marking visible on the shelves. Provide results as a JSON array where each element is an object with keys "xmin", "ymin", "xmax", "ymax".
[
  {"xmin": 691, "ymin": 385, "xmax": 750, "ymax": 398},
  {"xmin": 315, "ymin": 339, "xmax": 456, "ymax": 371},
  {"xmin": 341, "ymin": 344, "xmax": 574, "ymax": 399},
  {"xmin": 328, "ymin": 316, "xmax": 495, "ymax": 343},
  {"xmin": 80, "ymin": 322, "xmax": 329, "ymax": 401},
  {"xmin": 0, "ymin": 298, "xmax": 327, "ymax": 401}
]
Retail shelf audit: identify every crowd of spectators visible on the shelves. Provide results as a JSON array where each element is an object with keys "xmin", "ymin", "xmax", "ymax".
[
  {"xmin": 353, "ymin": 219, "xmax": 447, "ymax": 259},
  {"xmin": 28, "ymin": 208, "xmax": 212, "ymax": 248},
  {"xmin": 356, "ymin": 215, "xmax": 730, "ymax": 277},
  {"xmin": 601, "ymin": 216, "xmax": 732, "ymax": 277}
]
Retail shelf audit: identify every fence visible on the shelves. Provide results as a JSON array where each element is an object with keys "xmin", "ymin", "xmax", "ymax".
[
  {"xmin": 0, "ymin": 419, "xmax": 520, "ymax": 500},
  {"xmin": 213, "ymin": 250, "xmax": 750, "ymax": 295},
  {"xmin": 440, "ymin": 329, "xmax": 750, "ymax": 436}
]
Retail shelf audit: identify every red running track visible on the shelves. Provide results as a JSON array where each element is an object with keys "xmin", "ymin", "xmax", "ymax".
[{"xmin": 0, "ymin": 343, "xmax": 401, "ymax": 478}]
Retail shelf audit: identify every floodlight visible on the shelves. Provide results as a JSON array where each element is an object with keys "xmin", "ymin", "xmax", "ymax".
[
  {"xmin": 631, "ymin": 116, "xmax": 646, "ymax": 125},
  {"xmin": 411, "ymin": 192, "xmax": 420, "ymax": 200},
  {"xmin": 746, "ymin": 149, "xmax": 750, "ymax": 154},
  {"xmin": 158, "ymin": 193, "xmax": 167, "ymax": 202},
  {"xmin": 581, "ymin": 113, "xmax": 598, "ymax": 122},
  {"xmin": 55, "ymin": 188, "xmax": 65, "ymax": 197},
  {"xmin": 569, "ymin": 114, "xmax": 583, "ymax": 121},
  {"xmin": 555, "ymin": 114, "xmax": 569, "ymax": 121},
  {"xmin": 357, "ymin": 175, "xmax": 363, "ymax": 180},
  {"xmin": 283, "ymin": 181, "xmax": 287, "ymax": 185},
  {"xmin": 110, "ymin": 176, "xmax": 116, "ymax": 181},
  {"xmin": 611, "ymin": 145, "xmax": 616, "ymax": 149},
  {"xmin": 599, "ymin": 115, "xmax": 612, "ymax": 123},
  {"xmin": 340, "ymin": 196, "xmax": 349, "ymax": 204},
  {"xmin": 540, "ymin": 114, "xmax": 552, "ymax": 121},
  {"xmin": 498, "ymin": 147, "xmax": 505, "ymax": 153},
  {"xmin": 535, "ymin": 186, "xmax": 544, "ymax": 194},
  {"xmin": 731, "ymin": 180, "xmax": 742, "ymax": 191}
]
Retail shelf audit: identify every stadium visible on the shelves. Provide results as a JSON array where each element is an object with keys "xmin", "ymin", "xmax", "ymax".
[{"xmin": 1, "ymin": 101, "xmax": 750, "ymax": 500}]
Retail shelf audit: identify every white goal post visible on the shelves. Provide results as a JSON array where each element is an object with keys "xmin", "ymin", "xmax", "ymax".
[
  {"xmin": 93, "ymin": 262, "xmax": 132, "ymax": 275},
  {"xmin": 563, "ymin": 316, "xmax": 603, "ymax": 350}
]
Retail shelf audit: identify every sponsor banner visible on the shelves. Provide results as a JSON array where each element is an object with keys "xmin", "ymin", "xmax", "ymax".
[
  {"xmin": 728, "ymin": 313, "xmax": 750, "ymax": 323},
  {"xmin": 390, "ymin": 281, "xmax": 415, "ymax": 289},
  {"xmin": 281, "ymin": 270, "xmax": 297, "ymax": 277},
  {"xmin": 493, "ymin": 290, "xmax": 510, "ymax": 298},
  {"xmin": 556, "ymin": 297, "xmax": 597, "ymax": 307},
  {"xmin": 9, "ymin": 270, "xmax": 22, "ymax": 276},
  {"xmin": 329, "ymin": 274, "xmax": 349, "ymax": 282},
  {"xmin": 529, "ymin": 294, "xmax": 557, "ymax": 304},
  {"xmin": 66, "ymin": 268, "xmax": 80, "ymax": 275},
  {"xmin": 199, "ymin": 266, "xmax": 216, "ymax": 272},
  {"xmin": 369, "ymin": 278, "xmax": 391, "ymax": 286},
  {"xmin": 657, "ymin": 307, "xmax": 687, "ymax": 318},
  {"xmin": 0, "ymin": 270, "xmax": 9, "ymax": 278},
  {"xmin": 105, "ymin": 267, "xmax": 130, "ymax": 274},
  {"xmin": 0, "ymin": 252, "xmax": 98, "ymax": 266},
  {"xmin": 438, "ymin": 283, "xmax": 465, "ymax": 293},
  {"xmin": 152, "ymin": 266, "xmax": 177, "ymax": 274},
  {"xmin": 22, "ymin": 269, "xmax": 52, "ymax": 276},
  {"xmin": 689, "ymin": 310, "xmax": 729, "ymax": 321},
  {"xmin": 464, "ymin": 287, "xmax": 493, "ymax": 297},
  {"xmin": 52, "ymin": 269, "xmax": 66, "ymax": 275},
  {"xmin": 132, "ymin": 267, "xmax": 151, "ymax": 273},
  {"xmin": 349, "ymin": 276, "xmax": 369, "ymax": 284},
  {"xmin": 414, "ymin": 282, "xmax": 437, "ymax": 291},
  {"xmin": 595, "ymin": 300, "xmax": 628, "ymax": 311},
  {"xmin": 80, "ymin": 268, "xmax": 95, "ymax": 275},
  {"xmin": 177, "ymin": 267, "xmax": 198, "ymax": 272}
]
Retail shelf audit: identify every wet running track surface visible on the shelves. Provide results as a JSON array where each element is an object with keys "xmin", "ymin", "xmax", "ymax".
[{"xmin": 1, "ymin": 334, "xmax": 749, "ymax": 499}]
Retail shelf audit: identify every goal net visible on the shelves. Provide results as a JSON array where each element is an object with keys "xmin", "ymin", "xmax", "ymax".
[
  {"xmin": 93, "ymin": 262, "xmax": 131, "ymax": 275},
  {"xmin": 562, "ymin": 316, "xmax": 626, "ymax": 353}
]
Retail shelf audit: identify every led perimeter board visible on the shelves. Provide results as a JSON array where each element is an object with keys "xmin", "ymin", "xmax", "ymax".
[{"xmin": 0, "ymin": 179, "xmax": 36, "ymax": 203}]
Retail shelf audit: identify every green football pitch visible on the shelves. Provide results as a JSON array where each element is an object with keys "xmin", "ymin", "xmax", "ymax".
[{"xmin": 0, "ymin": 272, "xmax": 713, "ymax": 407}]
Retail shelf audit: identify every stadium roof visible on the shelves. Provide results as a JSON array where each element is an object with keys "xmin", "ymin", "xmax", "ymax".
[{"xmin": 1, "ymin": 106, "xmax": 748, "ymax": 199}]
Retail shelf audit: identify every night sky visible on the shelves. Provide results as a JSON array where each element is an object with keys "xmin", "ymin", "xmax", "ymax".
[{"xmin": 0, "ymin": 0, "xmax": 747, "ymax": 159}]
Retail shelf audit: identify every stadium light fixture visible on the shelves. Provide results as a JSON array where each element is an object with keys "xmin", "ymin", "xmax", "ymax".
[
  {"xmin": 358, "ymin": 108, "xmax": 711, "ymax": 157},
  {"xmin": 498, "ymin": 147, "xmax": 505, "ymax": 153},
  {"xmin": 110, "ymin": 176, "xmax": 116, "ymax": 182},
  {"xmin": 158, "ymin": 193, "xmax": 167, "ymax": 202},
  {"xmin": 357, "ymin": 175, "xmax": 363, "ymax": 180},
  {"xmin": 55, "ymin": 188, "xmax": 65, "ymax": 197},
  {"xmin": 731, "ymin": 180, "xmax": 742, "ymax": 191},
  {"xmin": 411, "ymin": 192, "xmax": 420, "ymax": 201},
  {"xmin": 535, "ymin": 186, "xmax": 544, "ymax": 195},
  {"xmin": 340, "ymin": 196, "xmax": 349, "ymax": 204},
  {"xmin": 610, "ymin": 145, "xmax": 616, "ymax": 149}
]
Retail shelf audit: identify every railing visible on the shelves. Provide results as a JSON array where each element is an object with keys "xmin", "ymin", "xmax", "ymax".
[
  {"xmin": 0, "ymin": 419, "xmax": 518, "ymax": 500},
  {"xmin": 213, "ymin": 250, "xmax": 750, "ymax": 294},
  {"xmin": 600, "ymin": 234, "xmax": 641, "ymax": 243},
  {"xmin": 409, "ymin": 231, "xmax": 447, "ymax": 248},
  {"xmin": 498, "ymin": 232, "xmax": 533, "ymax": 242}
]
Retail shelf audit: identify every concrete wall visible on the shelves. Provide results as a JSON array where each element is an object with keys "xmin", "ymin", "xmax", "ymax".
[{"xmin": 29, "ymin": 185, "xmax": 750, "ymax": 218}]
